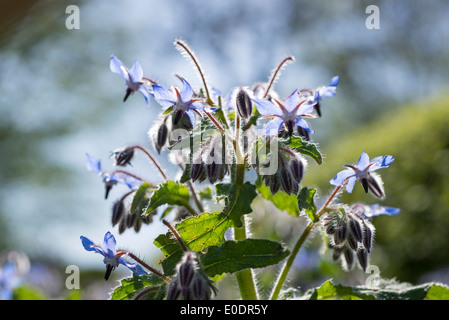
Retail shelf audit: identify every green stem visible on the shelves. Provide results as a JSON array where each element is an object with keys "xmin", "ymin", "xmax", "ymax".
[
  {"xmin": 232, "ymin": 117, "xmax": 258, "ymax": 299},
  {"xmin": 270, "ymin": 185, "xmax": 343, "ymax": 300},
  {"xmin": 234, "ymin": 217, "xmax": 258, "ymax": 300}
]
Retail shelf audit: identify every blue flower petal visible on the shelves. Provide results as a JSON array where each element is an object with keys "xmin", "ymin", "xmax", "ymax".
[
  {"xmin": 295, "ymin": 118, "xmax": 314, "ymax": 133},
  {"xmin": 138, "ymin": 85, "xmax": 151, "ymax": 105},
  {"xmin": 264, "ymin": 117, "xmax": 283, "ymax": 135},
  {"xmin": 110, "ymin": 56, "xmax": 128, "ymax": 81},
  {"xmin": 80, "ymin": 236, "xmax": 105, "ymax": 256},
  {"xmin": 152, "ymin": 84, "xmax": 176, "ymax": 108},
  {"xmin": 283, "ymin": 90, "xmax": 301, "ymax": 112},
  {"xmin": 102, "ymin": 231, "xmax": 117, "ymax": 255},
  {"xmin": 178, "ymin": 76, "xmax": 194, "ymax": 103},
  {"xmin": 330, "ymin": 168, "xmax": 354, "ymax": 186},
  {"xmin": 357, "ymin": 151, "xmax": 370, "ymax": 170},
  {"xmin": 252, "ymin": 98, "xmax": 282, "ymax": 116},
  {"xmin": 85, "ymin": 153, "xmax": 102, "ymax": 174},
  {"xmin": 346, "ymin": 176, "xmax": 357, "ymax": 193},
  {"xmin": 365, "ymin": 204, "xmax": 400, "ymax": 217},
  {"xmin": 329, "ymin": 75, "xmax": 340, "ymax": 87},
  {"xmin": 128, "ymin": 60, "xmax": 143, "ymax": 83}
]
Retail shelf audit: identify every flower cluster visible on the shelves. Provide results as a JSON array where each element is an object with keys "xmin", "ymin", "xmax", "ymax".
[{"xmin": 80, "ymin": 39, "xmax": 400, "ymax": 301}]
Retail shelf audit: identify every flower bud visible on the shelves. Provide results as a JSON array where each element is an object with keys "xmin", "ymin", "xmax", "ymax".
[
  {"xmin": 190, "ymin": 162, "xmax": 204, "ymax": 182},
  {"xmin": 235, "ymin": 87, "xmax": 252, "ymax": 119},
  {"xmin": 167, "ymin": 279, "xmax": 181, "ymax": 300},
  {"xmin": 348, "ymin": 216, "xmax": 363, "ymax": 243},
  {"xmin": 357, "ymin": 247, "xmax": 369, "ymax": 272},
  {"xmin": 280, "ymin": 168, "xmax": 293, "ymax": 195},
  {"xmin": 111, "ymin": 199, "xmax": 125, "ymax": 226},
  {"xmin": 363, "ymin": 222, "xmax": 374, "ymax": 253},
  {"xmin": 343, "ymin": 247, "xmax": 354, "ymax": 270},
  {"xmin": 112, "ymin": 146, "xmax": 135, "ymax": 167},
  {"xmin": 155, "ymin": 121, "xmax": 169, "ymax": 154},
  {"xmin": 289, "ymin": 156, "xmax": 304, "ymax": 183},
  {"xmin": 334, "ymin": 221, "xmax": 348, "ymax": 245},
  {"xmin": 346, "ymin": 233, "xmax": 359, "ymax": 251}
]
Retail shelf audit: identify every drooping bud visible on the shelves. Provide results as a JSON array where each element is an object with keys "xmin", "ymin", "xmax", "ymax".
[
  {"xmin": 155, "ymin": 121, "xmax": 169, "ymax": 154},
  {"xmin": 112, "ymin": 199, "xmax": 125, "ymax": 226},
  {"xmin": 178, "ymin": 252, "xmax": 196, "ymax": 296},
  {"xmin": 112, "ymin": 146, "xmax": 135, "ymax": 167},
  {"xmin": 190, "ymin": 162, "xmax": 205, "ymax": 182},
  {"xmin": 363, "ymin": 221, "xmax": 374, "ymax": 253},
  {"xmin": 346, "ymin": 233, "xmax": 359, "ymax": 251},
  {"xmin": 280, "ymin": 168, "xmax": 293, "ymax": 195},
  {"xmin": 343, "ymin": 247, "xmax": 354, "ymax": 270},
  {"xmin": 289, "ymin": 156, "xmax": 305, "ymax": 183},
  {"xmin": 334, "ymin": 220, "xmax": 348, "ymax": 246},
  {"xmin": 168, "ymin": 251, "xmax": 218, "ymax": 300},
  {"xmin": 357, "ymin": 247, "xmax": 369, "ymax": 272},
  {"xmin": 348, "ymin": 216, "xmax": 363, "ymax": 243},
  {"xmin": 235, "ymin": 86, "xmax": 252, "ymax": 119}
]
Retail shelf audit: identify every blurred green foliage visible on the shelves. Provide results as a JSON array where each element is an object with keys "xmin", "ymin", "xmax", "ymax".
[{"xmin": 304, "ymin": 95, "xmax": 449, "ymax": 284}]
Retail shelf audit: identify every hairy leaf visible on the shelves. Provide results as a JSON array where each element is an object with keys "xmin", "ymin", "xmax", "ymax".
[
  {"xmin": 176, "ymin": 211, "xmax": 233, "ymax": 252},
  {"xmin": 282, "ymin": 136, "xmax": 323, "ymax": 165},
  {"xmin": 200, "ymin": 239, "xmax": 290, "ymax": 277},
  {"xmin": 110, "ymin": 274, "xmax": 166, "ymax": 300},
  {"xmin": 130, "ymin": 182, "xmax": 153, "ymax": 215},
  {"xmin": 145, "ymin": 181, "xmax": 190, "ymax": 214},
  {"xmin": 302, "ymin": 279, "xmax": 449, "ymax": 300},
  {"xmin": 298, "ymin": 187, "xmax": 318, "ymax": 222},
  {"xmin": 215, "ymin": 182, "xmax": 257, "ymax": 228}
]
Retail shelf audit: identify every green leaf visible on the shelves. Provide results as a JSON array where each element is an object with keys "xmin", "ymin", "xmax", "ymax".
[
  {"xmin": 302, "ymin": 279, "xmax": 449, "ymax": 300},
  {"xmin": 154, "ymin": 211, "xmax": 233, "ymax": 274},
  {"xmin": 298, "ymin": 187, "xmax": 318, "ymax": 222},
  {"xmin": 200, "ymin": 239, "xmax": 290, "ymax": 277},
  {"xmin": 177, "ymin": 211, "xmax": 233, "ymax": 252},
  {"xmin": 145, "ymin": 181, "xmax": 190, "ymax": 214},
  {"xmin": 282, "ymin": 136, "xmax": 323, "ymax": 165},
  {"xmin": 305, "ymin": 279, "xmax": 374, "ymax": 300},
  {"xmin": 256, "ymin": 182, "xmax": 299, "ymax": 216},
  {"xmin": 153, "ymin": 231, "xmax": 184, "ymax": 276},
  {"xmin": 215, "ymin": 182, "xmax": 257, "ymax": 228},
  {"xmin": 110, "ymin": 274, "xmax": 166, "ymax": 300},
  {"xmin": 130, "ymin": 182, "xmax": 153, "ymax": 215}
]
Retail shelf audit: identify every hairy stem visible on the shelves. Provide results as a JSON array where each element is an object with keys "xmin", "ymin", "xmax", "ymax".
[
  {"xmin": 121, "ymin": 251, "xmax": 171, "ymax": 282},
  {"xmin": 270, "ymin": 185, "xmax": 343, "ymax": 300},
  {"xmin": 131, "ymin": 145, "xmax": 168, "ymax": 181},
  {"xmin": 175, "ymin": 40, "xmax": 212, "ymax": 105},
  {"xmin": 263, "ymin": 56, "xmax": 295, "ymax": 99},
  {"xmin": 162, "ymin": 219, "xmax": 188, "ymax": 252},
  {"xmin": 232, "ymin": 122, "xmax": 258, "ymax": 300}
]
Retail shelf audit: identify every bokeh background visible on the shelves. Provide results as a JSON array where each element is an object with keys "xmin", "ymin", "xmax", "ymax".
[{"xmin": 1, "ymin": 0, "xmax": 448, "ymax": 299}]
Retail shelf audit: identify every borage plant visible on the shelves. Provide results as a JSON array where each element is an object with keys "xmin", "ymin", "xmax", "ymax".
[{"xmin": 80, "ymin": 40, "xmax": 443, "ymax": 301}]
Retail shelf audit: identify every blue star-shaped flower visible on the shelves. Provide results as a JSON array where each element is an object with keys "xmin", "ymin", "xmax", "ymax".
[
  {"xmin": 330, "ymin": 151, "xmax": 394, "ymax": 198},
  {"xmin": 152, "ymin": 76, "xmax": 204, "ymax": 126},
  {"xmin": 85, "ymin": 153, "xmax": 142, "ymax": 199},
  {"xmin": 300, "ymin": 75, "xmax": 339, "ymax": 117},
  {"xmin": 80, "ymin": 232, "xmax": 147, "ymax": 280},
  {"xmin": 252, "ymin": 90, "xmax": 318, "ymax": 136},
  {"xmin": 110, "ymin": 55, "xmax": 151, "ymax": 104}
]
